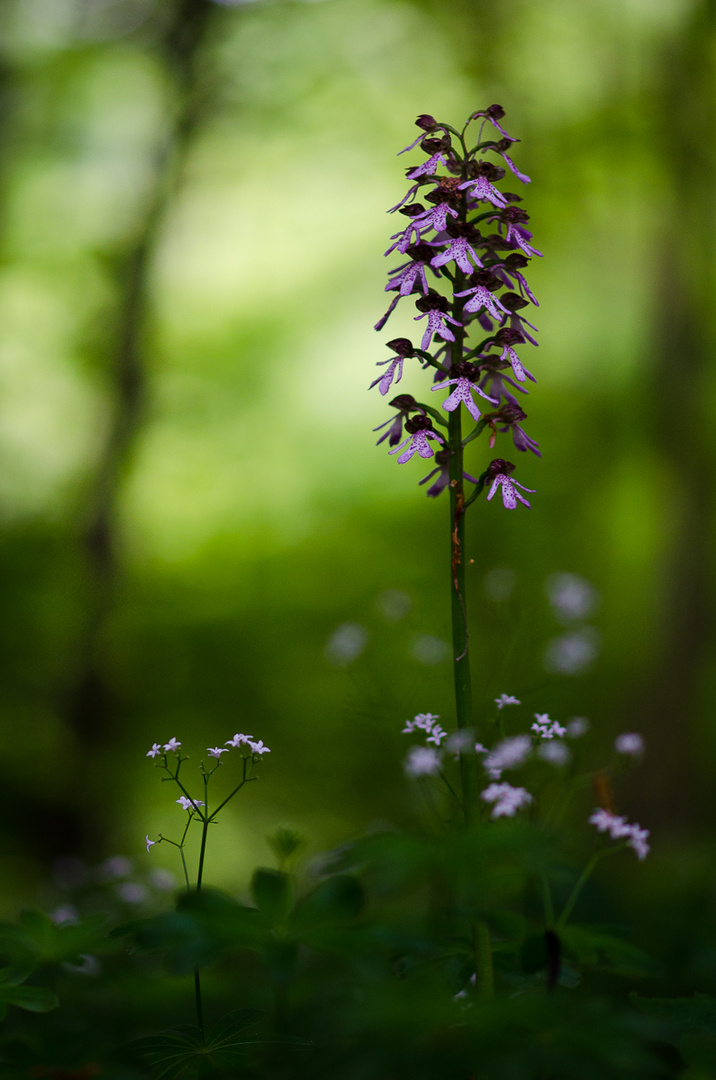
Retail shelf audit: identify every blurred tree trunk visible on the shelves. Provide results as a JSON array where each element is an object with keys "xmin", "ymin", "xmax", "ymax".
[
  {"xmin": 45, "ymin": 0, "xmax": 219, "ymax": 861},
  {"xmin": 634, "ymin": 0, "xmax": 716, "ymax": 830}
]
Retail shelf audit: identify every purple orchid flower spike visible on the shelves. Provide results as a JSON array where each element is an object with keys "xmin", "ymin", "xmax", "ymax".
[
  {"xmin": 414, "ymin": 293, "xmax": 462, "ymax": 351},
  {"xmin": 492, "ymin": 404, "xmax": 541, "ymax": 457},
  {"xmin": 491, "ymin": 137, "xmax": 531, "ymax": 183},
  {"xmin": 432, "ymin": 360, "xmax": 498, "ymax": 422},
  {"xmin": 472, "ymin": 104, "xmax": 518, "ymax": 143},
  {"xmin": 477, "ymin": 374, "xmax": 522, "ymax": 408},
  {"xmin": 496, "ymin": 253, "xmax": 539, "ymax": 305},
  {"xmin": 406, "ymin": 136, "xmax": 452, "ymax": 180},
  {"xmin": 430, "ymin": 221, "xmax": 484, "ymax": 275},
  {"xmin": 485, "ymin": 458, "xmax": 534, "ymax": 509},
  {"xmin": 412, "ymin": 198, "xmax": 459, "ymax": 234},
  {"xmin": 483, "ymin": 205, "xmax": 544, "ymax": 259},
  {"xmin": 385, "ymin": 241, "xmax": 437, "ymax": 298},
  {"xmin": 374, "ymin": 393, "xmax": 422, "ymax": 447},
  {"xmin": 419, "ymin": 448, "xmax": 480, "ymax": 497},
  {"xmin": 475, "ymin": 355, "xmax": 528, "ymax": 407},
  {"xmin": 384, "ymin": 204, "xmax": 427, "ymax": 256},
  {"xmin": 369, "ymin": 338, "xmax": 416, "ymax": 396},
  {"xmin": 459, "ymin": 160, "xmax": 509, "ymax": 209},
  {"xmin": 398, "ymin": 114, "xmax": 444, "ymax": 154},
  {"xmin": 489, "ymin": 327, "xmax": 536, "ymax": 384},
  {"xmin": 389, "ymin": 414, "xmax": 445, "ymax": 464},
  {"xmin": 374, "ymin": 107, "xmax": 540, "ymax": 505},
  {"xmin": 455, "ymin": 269, "xmax": 511, "ymax": 321},
  {"xmin": 388, "ymin": 182, "xmax": 422, "ymax": 214},
  {"xmin": 506, "ymin": 225, "xmax": 543, "ymax": 259},
  {"xmin": 498, "ymin": 293, "xmax": 540, "ymax": 347},
  {"xmin": 374, "ymin": 294, "xmax": 400, "ymax": 332},
  {"xmin": 500, "ymin": 207, "xmax": 543, "ymax": 257}
]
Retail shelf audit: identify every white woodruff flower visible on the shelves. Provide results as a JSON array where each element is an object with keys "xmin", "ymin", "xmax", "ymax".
[
  {"xmin": 566, "ymin": 716, "xmax": 590, "ymax": 738},
  {"xmin": 615, "ymin": 732, "xmax": 644, "ymax": 756},
  {"xmin": 250, "ymin": 740, "xmax": 271, "ymax": 755},
  {"xmin": 163, "ymin": 737, "xmax": 181, "ymax": 753},
  {"xmin": 483, "ymin": 735, "xmax": 531, "ymax": 780},
  {"xmin": 537, "ymin": 740, "xmax": 570, "ymax": 766},
  {"xmin": 225, "ymin": 733, "xmax": 253, "ymax": 748},
  {"xmin": 404, "ymin": 745, "xmax": 441, "ymax": 777},
  {"xmin": 414, "ymin": 713, "xmax": 439, "ymax": 731},
  {"xmin": 588, "ymin": 808, "xmax": 650, "ymax": 860},
  {"xmin": 207, "ymin": 747, "xmax": 229, "ymax": 758},
  {"xmin": 146, "ymin": 835, "xmax": 156, "ymax": 853},
  {"xmin": 146, "ymin": 743, "xmax": 162, "ymax": 758},
  {"xmin": 426, "ymin": 724, "xmax": 448, "ymax": 746},
  {"xmin": 495, "ymin": 694, "xmax": 521, "ymax": 710},
  {"xmin": 445, "ymin": 729, "xmax": 474, "ymax": 754},
  {"xmin": 176, "ymin": 796, "xmax": 204, "ymax": 812},
  {"xmin": 481, "ymin": 782, "xmax": 533, "ymax": 818},
  {"xmin": 531, "ymin": 714, "xmax": 567, "ymax": 740}
]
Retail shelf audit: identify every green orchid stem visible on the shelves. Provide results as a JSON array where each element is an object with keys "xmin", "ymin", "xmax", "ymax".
[
  {"xmin": 448, "ymin": 258, "xmax": 477, "ymax": 825},
  {"xmin": 447, "ymin": 176, "xmax": 494, "ymax": 999},
  {"xmin": 448, "ymin": 391, "xmax": 476, "ymax": 824},
  {"xmin": 473, "ymin": 920, "xmax": 495, "ymax": 999}
]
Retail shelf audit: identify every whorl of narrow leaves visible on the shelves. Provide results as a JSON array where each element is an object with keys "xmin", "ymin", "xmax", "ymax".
[{"xmin": 371, "ymin": 106, "xmax": 541, "ymax": 508}]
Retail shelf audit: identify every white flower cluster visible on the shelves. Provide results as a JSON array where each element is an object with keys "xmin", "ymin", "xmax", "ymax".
[
  {"xmin": 614, "ymin": 732, "xmax": 644, "ymax": 757},
  {"xmin": 404, "ymin": 745, "xmax": 442, "ymax": 777},
  {"xmin": 484, "ymin": 735, "xmax": 531, "ymax": 780},
  {"xmin": 537, "ymin": 740, "xmax": 570, "ymax": 765},
  {"xmin": 225, "ymin": 733, "xmax": 271, "ymax": 755},
  {"xmin": 400, "ymin": 702, "xmax": 649, "ymax": 849},
  {"xmin": 531, "ymin": 713, "xmax": 567, "ymax": 740},
  {"xmin": 481, "ymin": 783, "xmax": 533, "ymax": 818},
  {"xmin": 589, "ymin": 808, "xmax": 650, "ymax": 861},
  {"xmin": 146, "ymin": 737, "xmax": 182, "ymax": 757},
  {"xmin": 146, "ymin": 734, "xmax": 271, "ymax": 760}
]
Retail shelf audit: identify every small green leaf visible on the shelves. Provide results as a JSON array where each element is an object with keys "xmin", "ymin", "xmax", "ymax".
[
  {"xmin": 208, "ymin": 1007, "xmax": 264, "ymax": 1046},
  {"xmin": 0, "ymin": 984, "xmax": 58, "ymax": 1013},
  {"xmin": 562, "ymin": 925, "xmax": 659, "ymax": 978},
  {"xmin": 630, "ymin": 992, "xmax": 716, "ymax": 1036},
  {"xmin": 251, "ymin": 869, "xmax": 291, "ymax": 925},
  {"xmin": 268, "ymin": 828, "xmax": 305, "ymax": 869},
  {"xmin": 291, "ymin": 875, "xmax": 364, "ymax": 933},
  {"xmin": 128, "ymin": 1026, "xmax": 204, "ymax": 1080}
]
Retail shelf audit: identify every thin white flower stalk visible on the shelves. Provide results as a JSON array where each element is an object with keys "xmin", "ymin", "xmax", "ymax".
[
  {"xmin": 144, "ymin": 733, "xmax": 271, "ymax": 1045},
  {"xmin": 144, "ymin": 734, "xmax": 270, "ymax": 889}
]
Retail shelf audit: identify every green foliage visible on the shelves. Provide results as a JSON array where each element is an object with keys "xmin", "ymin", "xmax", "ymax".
[
  {"xmin": 562, "ymin": 925, "xmax": 661, "ymax": 979},
  {"xmin": 0, "ymin": 0, "xmax": 711, "ymax": 1075},
  {"xmin": 0, "ymin": 911, "xmax": 110, "ymax": 969},
  {"xmin": 0, "ymin": 968, "xmax": 57, "ymax": 1021},
  {"xmin": 267, "ymin": 828, "xmax": 306, "ymax": 871},
  {"xmin": 631, "ymin": 995, "xmax": 716, "ymax": 1075},
  {"xmin": 128, "ymin": 1008, "xmax": 265, "ymax": 1079},
  {"xmin": 251, "ymin": 868, "xmax": 292, "ymax": 927}
]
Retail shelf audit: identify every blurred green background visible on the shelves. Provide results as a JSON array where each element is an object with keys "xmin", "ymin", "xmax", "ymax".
[{"xmin": 0, "ymin": 0, "xmax": 714, "ymax": 919}]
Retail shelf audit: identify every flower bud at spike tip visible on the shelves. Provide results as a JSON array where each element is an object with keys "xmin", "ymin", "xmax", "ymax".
[{"xmin": 386, "ymin": 338, "xmax": 415, "ymax": 357}]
